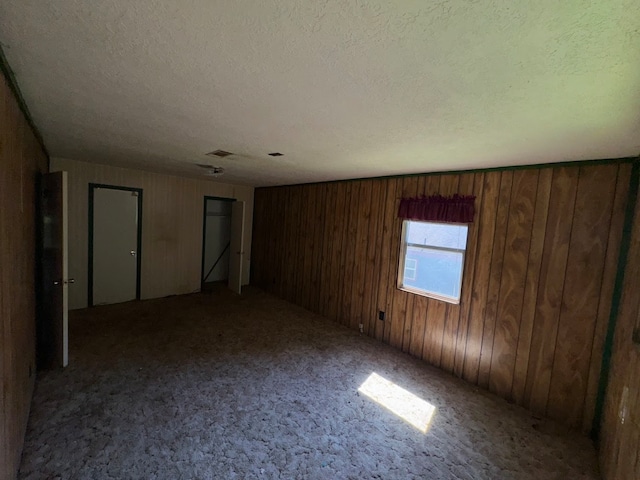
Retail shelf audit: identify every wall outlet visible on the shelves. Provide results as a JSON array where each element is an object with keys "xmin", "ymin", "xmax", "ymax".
[
  {"xmin": 378, "ymin": 310, "xmax": 385, "ymax": 321},
  {"xmin": 359, "ymin": 323, "xmax": 364, "ymax": 333}
]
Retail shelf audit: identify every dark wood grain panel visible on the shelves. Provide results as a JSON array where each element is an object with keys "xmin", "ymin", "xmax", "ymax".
[
  {"xmin": 547, "ymin": 164, "xmax": 618, "ymax": 428},
  {"xmin": 340, "ymin": 182, "xmax": 361, "ymax": 326},
  {"xmin": 489, "ymin": 169, "xmax": 537, "ymax": 399},
  {"xmin": 310, "ymin": 184, "xmax": 327, "ymax": 313},
  {"xmin": 351, "ymin": 181, "xmax": 372, "ymax": 330},
  {"xmin": 251, "ymin": 160, "xmax": 631, "ymax": 434},
  {"xmin": 525, "ymin": 167, "xmax": 579, "ymax": 415},
  {"xmin": 318, "ymin": 184, "xmax": 337, "ymax": 318},
  {"xmin": 363, "ymin": 181, "xmax": 384, "ymax": 336},
  {"xmin": 478, "ymin": 170, "xmax": 513, "ymax": 389},
  {"xmin": 1, "ymin": 74, "xmax": 48, "ymax": 480},
  {"xmin": 374, "ymin": 179, "xmax": 396, "ymax": 342},
  {"xmin": 462, "ymin": 171, "xmax": 501, "ymax": 384},
  {"xmin": 511, "ymin": 168, "xmax": 553, "ymax": 404}
]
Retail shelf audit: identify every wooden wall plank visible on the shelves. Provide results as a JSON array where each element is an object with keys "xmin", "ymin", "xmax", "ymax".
[
  {"xmin": 318, "ymin": 184, "xmax": 337, "ymax": 318},
  {"xmin": 351, "ymin": 181, "xmax": 373, "ymax": 330},
  {"xmin": 524, "ymin": 167, "xmax": 579, "ymax": 416},
  {"xmin": 489, "ymin": 169, "xmax": 537, "ymax": 399},
  {"xmin": 511, "ymin": 168, "xmax": 553, "ymax": 405},
  {"xmin": 478, "ymin": 171, "xmax": 513, "ymax": 389},
  {"xmin": 340, "ymin": 182, "xmax": 361, "ymax": 325},
  {"xmin": 462, "ymin": 171, "xmax": 501, "ymax": 383},
  {"xmin": 376, "ymin": 179, "xmax": 399, "ymax": 342},
  {"xmin": 362, "ymin": 181, "xmax": 384, "ymax": 336},
  {"xmin": 372, "ymin": 180, "xmax": 394, "ymax": 341},
  {"xmin": 547, "ymin": 164, "xmax": 618, "ymax": 428},
  {"xmin": 310, "ymin": 184, "xmax": 327, "ymax": 312},
  {"xmin": 327, "ymin": 184, "xmax": 347, "ymax": 321}
]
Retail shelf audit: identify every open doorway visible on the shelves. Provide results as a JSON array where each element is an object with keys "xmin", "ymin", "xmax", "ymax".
[{"xmin": 201, "ymin": 196, "xmax": 234, "ymax": 292}]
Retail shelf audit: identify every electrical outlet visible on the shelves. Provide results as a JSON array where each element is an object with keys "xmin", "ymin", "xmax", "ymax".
[
  {"xmin": 359, "ymin": 323, "xmax": 364, "ymax": 333},
  {"xmin": 378, "ymin": 310, "xmax": 385, "ymax": 321}
]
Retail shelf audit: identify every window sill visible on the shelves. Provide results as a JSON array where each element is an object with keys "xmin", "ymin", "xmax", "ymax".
[{"xmin": 398, "ymin": 285, "xmax": 460, "ymax": 305}]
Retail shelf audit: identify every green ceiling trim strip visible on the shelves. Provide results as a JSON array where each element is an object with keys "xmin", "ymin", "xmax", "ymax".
[{"xmin": 0, "ymin": 43, "xmax": 49, "ymax": 159}]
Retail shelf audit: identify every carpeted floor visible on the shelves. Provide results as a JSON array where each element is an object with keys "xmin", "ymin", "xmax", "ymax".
[{"xmin": 19, "ymin": 287, "xmax": 600, "ymax": 479}]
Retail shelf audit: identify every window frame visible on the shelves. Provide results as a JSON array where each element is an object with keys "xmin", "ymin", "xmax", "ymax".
[{"xmin": 397, "ymin": 220, "xmax": 468, "ymax": 304}]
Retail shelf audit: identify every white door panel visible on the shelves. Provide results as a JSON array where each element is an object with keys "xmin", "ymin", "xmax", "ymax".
[{"xmin": 93, "ymin": 187, "xmax": 139, "ymax": 305}]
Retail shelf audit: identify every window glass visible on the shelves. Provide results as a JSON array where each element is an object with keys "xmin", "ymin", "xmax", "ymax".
[{"xmin": 398, "ymin": 221, "xmax": 468, "ymax": 303}]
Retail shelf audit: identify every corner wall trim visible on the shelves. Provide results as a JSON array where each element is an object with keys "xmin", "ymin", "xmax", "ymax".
[
  {"xmin": 0, "ymin": 44, "xmax": 49, "ymax": 159},
  {"xmin": 591, "ymin": 158, "xmax": 640, "ymax": 440}
]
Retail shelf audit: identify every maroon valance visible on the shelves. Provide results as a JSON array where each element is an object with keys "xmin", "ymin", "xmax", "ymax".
[{"xmin": 398, "ymin": 194, "xmax": 476, "ymax": 223}]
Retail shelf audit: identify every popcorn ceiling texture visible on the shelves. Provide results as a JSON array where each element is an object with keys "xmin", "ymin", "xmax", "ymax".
[
  {"xmin": 19, "ymin": 288, "xmax": 599, "ymax": 479},
  {"xmin": 0, "ymin": 1, "xmax": 639, "ymax": 186}
]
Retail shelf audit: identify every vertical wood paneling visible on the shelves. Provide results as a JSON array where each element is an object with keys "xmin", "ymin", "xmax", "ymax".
[
  {"xmin": 375, "ymin": 179, "xmax": 399, "ymax": 342},
  {"xmin": 489, "ymin": 169, "xmax": 537, "ymax": 399},
  {"xmin": 525, "ymin": 167, "xmax": 579, "ymax": 415},
  {"xmin": 351, "ymin": 181, "xmax": 372, "ymax": 330},
  {"xmin": 547, "ymin": 164, "xmax": 618, "ymax": 427},
  {"xmin": 511, "ymin": 168, "xmax": 552, "ymax": 405},
  {"xmin": 362, "ymin": 181, "xmax": 383, "ymax": 337},
  {"xmin": 599, "ymin": 166, "xmax": 640, "ymax": 479},
  {"xmin": 1, "ymin": 75, "xmax": 48, "ymax": 480},
  {"xmin": 478, "ymin": 170, "xmax": 513, "ymax": 389},
  {"xmin": 252, "ymin": 160, "xmax": 631, "ymax": 433},
  {"xmin": 462, "ymin": 171, "xmax": 501, "ymax": 384}
]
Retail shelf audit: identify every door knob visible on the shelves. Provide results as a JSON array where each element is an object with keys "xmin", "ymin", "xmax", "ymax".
[
  {"xmin": 64, "ymin": 278, "xmax": 75, "ymax": 285},
  {"xmin": 130, "ymin": 250, "xmax": 136, "ymax": 256},
  {"xmin": 53, "ymin": 280, "xmax": 60, "ymax": 285}
]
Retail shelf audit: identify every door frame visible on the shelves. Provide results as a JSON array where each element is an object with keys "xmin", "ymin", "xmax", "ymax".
[
  {"xmin": 88, "ymin": 183, "xmax": 143, "ymax": 307},
  {"xmin": 200, "ymin": 195, "xmax": 236, "ymax": 290}
]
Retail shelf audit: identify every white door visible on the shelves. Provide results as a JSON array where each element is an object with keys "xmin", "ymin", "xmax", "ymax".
[
  {"xmin": 228, "ymin": 200, "xmax": 245, "ymax": 294},
  {"xmin": 92, "ymin": 187, "xmax": 140, "ymax": 305}
]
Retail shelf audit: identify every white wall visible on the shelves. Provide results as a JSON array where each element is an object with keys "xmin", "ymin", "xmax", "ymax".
[
  {"xmin": 50, "ymin": 158, "xmax": 254, "ymax": 309},
  {"xmin": 203, "ymin": 199, "xmax": 231, "ymax": 282}
]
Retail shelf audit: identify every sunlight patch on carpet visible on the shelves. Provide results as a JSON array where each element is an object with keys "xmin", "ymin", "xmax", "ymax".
[{"xmin": 359, "ymin": 373, "xmax": 436, "ymax": 433}]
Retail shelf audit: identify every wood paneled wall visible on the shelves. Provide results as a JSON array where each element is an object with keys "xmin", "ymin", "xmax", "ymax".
[
  {"xmin": 0, "ymin": 75, "xmax": 48, "ymax": 479},
  {"xmin": 252, "ymin": 161, "xmax": 631, "ymax": 432},
  {"xmin": 599, "ymin": 165, "xmax": 640, "ymax": 480},
  {"xmin": 50, "ymin": 158, "xmax": 254, "ymax": 310}
]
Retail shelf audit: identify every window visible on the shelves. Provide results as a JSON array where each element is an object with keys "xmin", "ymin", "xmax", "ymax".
[{"xmin": 397, "ymin": 220, "xmax": 468, "ymax": 304}]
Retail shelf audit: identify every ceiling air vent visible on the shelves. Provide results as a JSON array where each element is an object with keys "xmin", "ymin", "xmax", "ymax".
[
  {"xmin": 204, "ymin": 167, "xmax": 225, "ymax": 177},
  {"xmin": 206, "ymin": 150, "xmax": 233, "ymax": 158},
  {"xmin": 268, "ymin": 152, "xmax": 283, "ymax": 157}
]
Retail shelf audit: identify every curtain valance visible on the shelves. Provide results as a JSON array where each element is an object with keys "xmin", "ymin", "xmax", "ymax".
[{"xmin": 398, "ymin": 194, "xmax": 476, "ymax": 223}]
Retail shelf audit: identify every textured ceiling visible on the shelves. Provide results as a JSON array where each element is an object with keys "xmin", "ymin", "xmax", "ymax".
[{"xmin": 1, "ymin": 1, "xmax": 639, "ymax": 186}]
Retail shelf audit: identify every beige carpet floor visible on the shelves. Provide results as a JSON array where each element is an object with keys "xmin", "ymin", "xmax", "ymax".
[{"xmin": 19, "ymin": 287, "xmax": 600, "ymax": 479}]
